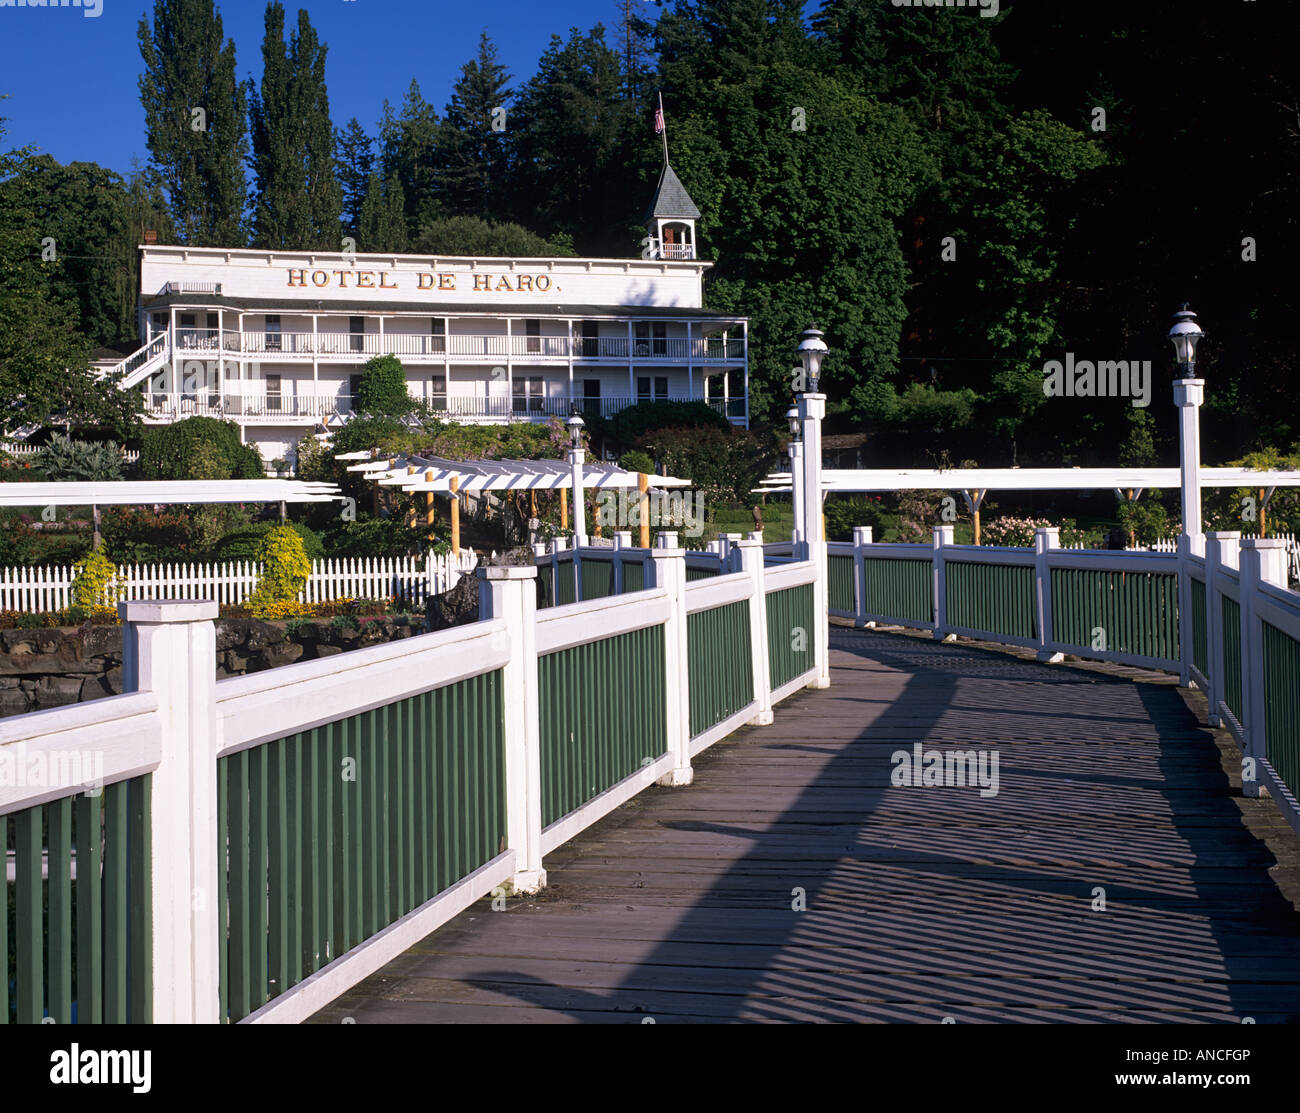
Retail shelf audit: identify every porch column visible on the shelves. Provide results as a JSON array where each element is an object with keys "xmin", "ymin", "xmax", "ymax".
[
  {"xmin": 686, "ymin": 321, "xmax": 693, "ymax": 400},
  {"xmin": 627, "ymin": 320, "xmax": 635, "ymax": 404},
  {"xmin": 743, "ymin": 321, "xmax": 750, "ymax": 428},
  {"xmin": 566, "ymin": 318, "xmax": 575, "ymax": 407},
  {"xmin": 506, "ymin": 318, "xmax": 514, "ymax": 419}
]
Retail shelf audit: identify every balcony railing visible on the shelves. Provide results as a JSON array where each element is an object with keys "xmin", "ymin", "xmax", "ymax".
[
  {"xmin": 142, "ymin": 392, "xmax": 746, "ymax": 423},
  {"xmin": 170, "ymin": 329, "xmax": 745, "ymax": 362}
]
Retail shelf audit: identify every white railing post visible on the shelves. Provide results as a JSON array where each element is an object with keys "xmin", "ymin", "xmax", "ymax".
[
  {"xmin": 119, "ymin": 599, "xmax": 220, "ymax": 1025},
  {"xmin": 724, "ymin": 532, "xmax": 743, "ymax": 572},
  {"xmin": 477, "ymin": 566, "xmax": 546, "ymax": 892},
  {"xmin": 647, "ymin": 531, "xmax": 692, "ymax": 786},
  {"xmin": 736, "ymin": 533, "xmax": 774, "ymax": 726},
  {"xmin": 932, "ymin": 525, "xmax": 955, "ymax": 640},
  {"xmin": 1177, "ymin": 532, "xmax": 1195, "ymax": 686},
  {"xmin": 1239, "ymin": 538, "xmax": 1288, "ymax": 800},
  {"xmin": 613, "ymin": 530, "xmax": 631, "ymax": 593},
  {"xmin": 1204, "ymin": 531, "xmax": 1237, "ymax": 727},
  {"xmin": 1034, "ymin": 527, "xmax": 1061, "ymax": 662},
  {"xmin": 852, "ymin": 526, "xmax": 873, "ymax": 628}
]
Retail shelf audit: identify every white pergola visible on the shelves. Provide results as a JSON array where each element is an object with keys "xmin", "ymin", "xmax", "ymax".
[
  {"xmin": 338, "ymin": 452, "xmax": 691, "ymax": 494},
  {"xmin": 0, "ymin": 480, "xmax": 342, "ymax": 507}
]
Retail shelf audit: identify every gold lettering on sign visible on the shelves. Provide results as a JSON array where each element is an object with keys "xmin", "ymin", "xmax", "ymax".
[
  {"xmin": 418, "ymin": 273, "xmax": 435, "ymax": 290},
  {"xmin": 439, "ymin": 274, "xmax": 456, "ymax": 290},
  {"xmin": 472, "ymin": 275, "xmax": 492, "ymax": 292},
  {"xmin": 516, "ymin": 275, "xmax": 533, "ymax": 292},
  {"xmin": 333, "ymin": 270, "xmax": 350, "ymax": 288},
  {"xmin": 380, "ymin": 272, "xmax": 398, "ymax": 289},
  {"xmin": 535, "ymin": 274, "xmax": 552, "ymax": 292},
  {"xmin": 311, "ymin": 270, "xmax": 329, "ymax": 287},
  {"xmin": 496, "ymin": 276, "xmax": 514, "ymax": 292},
  {"xmin": 356, "ymin": 271, "xmax": 375, "ymax": 288},
  {"xmin": 287, "ymin": 269, "xmax": 307, "ymax": 287}
]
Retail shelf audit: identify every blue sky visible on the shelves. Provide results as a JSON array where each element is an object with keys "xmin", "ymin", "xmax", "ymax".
[{"xmin": 0, "ymin": 0, "xmax": 636, "ymax": 175}]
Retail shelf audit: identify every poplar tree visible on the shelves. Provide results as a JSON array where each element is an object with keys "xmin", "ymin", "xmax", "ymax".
[
  {"xmin": 336, "ymin": 118, "xmax": 375, "ymax": 238},
  {"xmin": 435, "ymin": 33, "xmax": 513, "ymax": 219},
  {"xmin": 138, "ymin": 0, "xmax": 248, "ymax": 246},
  {"xmin": 248, "ymin": 2, "xmax": 341, "ymax": 249}
]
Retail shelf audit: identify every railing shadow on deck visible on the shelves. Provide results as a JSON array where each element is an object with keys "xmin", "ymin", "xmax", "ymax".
[{"xmin": 447, "ymin": 629, "xmax": 1300, "ymax": 1023}]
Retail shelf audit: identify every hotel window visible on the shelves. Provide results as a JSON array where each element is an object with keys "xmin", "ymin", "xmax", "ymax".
[
  {"xmin": 348, "ymin": 374, "xmax": 362, "ymax": 411},
  {"xmin": 580, "ymin": 321, "xmax": 599, "ymax": 357},
  {"xmin": 430, "ymin": 318, "xmax": 446, "ymax": 354},
  {"xmin": 349, "ymin": 316, "xmax": 364, "ymax": 353},
  {"xmin": 264, "ymin": 314, "xmax": 282, "ymax": 352},
  {"xmin": 151, "ymin": 312, "xmax": 168, "ymax": 340},
  {"xmin": 179, "ymin": 313, "xmax": 196, "ymax": 349},
  {"xmin": 652, "ymin": 322, "xmax": 667, "ymax": 356},
  {"xmin": 654, "ymin": 376, "xmax": 669, "ymax": 400},
  {"xmin": 634, "ymin": 323, "xmax": 650, "ymax": 357},
  {"xmin": 430, "ymin": 375, "xmax": 447, "ymax": 409},
  {"xmin": 525, "ymin": 319, "xmax": 541, "ymax": 355},
  {"xmin": 266, "ymin": 374, "xmax": 282, "ymax": 412},
  {"xmin": 513, "ymin": 376, "xmax": 544, "ymax": 413},
  {"xmin": 637, "ymin": 376, "xmax": 652, "ymax": 402},
  {"xmin": 205, "ymin": 312, "xmax": 218, "ymax": 345}
]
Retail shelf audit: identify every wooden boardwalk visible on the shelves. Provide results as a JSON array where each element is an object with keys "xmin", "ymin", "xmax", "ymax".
[{"xmin": 308, "ymin": 626, "xmax": 1300, "ymax": 1024}]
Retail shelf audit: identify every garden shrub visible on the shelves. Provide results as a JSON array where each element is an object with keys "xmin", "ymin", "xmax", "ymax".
[
  {"xmin": 70, "ymin": 549, "xmax": 122, "ymax": 616},
  {"xmin": 247, "ymin": 526, "xmax": 312, "ymax": 618},
  {"xmin": 213, "ymin": 520, "xmax": 325, "ymax": 563},
  {"xmin": 139, "ymin": 416, "xmax": 264, "ymax": 480}
]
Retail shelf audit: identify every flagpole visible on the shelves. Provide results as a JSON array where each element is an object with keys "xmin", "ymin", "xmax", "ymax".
[{"xmin": 658, "ymin": 90, "xmax": 670, "ymax": 164}]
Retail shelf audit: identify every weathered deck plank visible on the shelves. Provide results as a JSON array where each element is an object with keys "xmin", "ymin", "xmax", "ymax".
[{"xmin": 308, "ymin": 627, "xmax": 1300, "ymax": 1024}]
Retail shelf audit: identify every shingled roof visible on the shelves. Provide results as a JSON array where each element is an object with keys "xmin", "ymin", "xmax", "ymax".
[{"xmin": 644, "ymin": 162, "xmax": 702, "ymax": 222}]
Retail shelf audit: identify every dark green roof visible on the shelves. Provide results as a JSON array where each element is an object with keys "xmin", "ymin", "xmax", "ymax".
[{"xmin": 644, "ymin": 163, "xmax": 701, "ymax": 222}]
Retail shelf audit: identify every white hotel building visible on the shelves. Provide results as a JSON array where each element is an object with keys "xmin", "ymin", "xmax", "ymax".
[{"xmin": 104, "ymin": 165, "xmax": 750, "ymax": 466}]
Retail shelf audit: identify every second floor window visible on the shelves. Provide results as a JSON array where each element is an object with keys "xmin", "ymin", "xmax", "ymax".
[
  {"xmin": 525, "ymin": 319, "xmax": 541, "ymax": 354},
  {"xmin": 264, "ymin": 314, "xmax": 281, "ymax": 352},
  {"xmin": 349, "ymin": 317, "xmax": 364, "ymax": 353},
  {"xmin": 431, "ymin": 318, "xmax": 446, "ymax": 354}
]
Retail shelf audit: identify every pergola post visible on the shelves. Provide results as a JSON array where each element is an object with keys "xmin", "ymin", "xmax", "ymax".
[
  {"xmin": 449, "ymin": 475, "xmax": 460, "ymax": 558},
  {"xmin": 638, "ymin": 471, "xmax": 650, "ymax": 548}
]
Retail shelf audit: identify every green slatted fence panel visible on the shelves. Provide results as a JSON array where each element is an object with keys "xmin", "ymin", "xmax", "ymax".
[
  {"xmin": 947, "ymin": 562, "xmax": 1036, "ymax": 640},
  {"xmin": 580, "ymin": 558, "xmax": 615, "ymax": 601},
  {"xmin": 621, "ymin": 559, "xmax": 645, "ymax": 593},
  {"xmin": 218, "ymin": 670, "xmax": 506, "ymax": 1022},
  {"xmin": 1222, "ymin": 596, "xmax": 1242, "ymax": 722},
  {"xmin": 1262, "ymin": 621, "xmax": 1300, "ymax": 804},
  {"xmin": 687, "ymin": 601, "xmax": 754, "ymax": 737},
  {"xmin": 1191, "ymin": 577, "xmax": 1208, "ymax": 677},
  {"xmin": 766, "ymin": 583, "xmax": 816, "ymax": 691},
  {"xmin": 1049, "ymin": 567, "xmax": 1180, "ymax": 662},
  {"xmin": 862, "ymin": 558, "xmax": 931, "ymax": 624},
  {"xmin": 827, "ymin": 555, "xmax": 856, "ymax": 615},
  {"xmin": 538, "ymin": 625, "xmax": 667, "ymax": 826}
]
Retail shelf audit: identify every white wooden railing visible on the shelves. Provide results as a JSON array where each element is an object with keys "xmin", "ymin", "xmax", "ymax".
[
  {"xmin": 0, "ymin": 549, "xmax": 478, "ymax": 613},
  {"xmin": 0, "ymin": 531, "xmax": 821, "ymax": 1024}
]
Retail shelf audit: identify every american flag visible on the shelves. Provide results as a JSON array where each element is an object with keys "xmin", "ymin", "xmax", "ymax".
[{"xmin": 654, "ymin": 104, "xmax": 665, "ymax": 135}]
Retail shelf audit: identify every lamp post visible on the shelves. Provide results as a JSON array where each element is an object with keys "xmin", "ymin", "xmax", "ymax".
[
  {"xmin": 795, "ymin": 325, "xmax": 830, "ymax": 689},
  {"xmin": 786, "ymin": 405, "xmax": 804, "ymax": 547},
  {"xmin": 567, "ymin": 406, "xmax": 588, "ymax": 547},
  {"xmin": 1169, "ymin": 305, "xmax": 1206, "ymax": 556}
]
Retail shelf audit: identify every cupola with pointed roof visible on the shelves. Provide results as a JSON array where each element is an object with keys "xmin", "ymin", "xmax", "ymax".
[{"xmin": 644, "ymin": 162, "xmax": 701, "ymax": 260}]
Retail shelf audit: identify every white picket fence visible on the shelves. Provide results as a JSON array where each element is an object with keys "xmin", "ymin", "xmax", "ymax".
[
  {"xmin": 0, "ymin": 549, "xmax": 479, "ymax": 613},
  {"xmin": 1, "ymin": 442, "xmax": 140, "ymax": 464},
  {"xmin": 1063, "ymin": 531, "xmax": 1300, "ymax": 579}
]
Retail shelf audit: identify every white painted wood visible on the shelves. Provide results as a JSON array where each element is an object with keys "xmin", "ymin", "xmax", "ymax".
[
  {"xmin": 478, "ymin": 567, "xmax": 546, "ymax": 892},
  {"xmin": 241, "ymin": 850, "xmax": 517, "ymax": 1024},
  {"xmin": 735, "ymin": 536, "xmax": 774, "ymax": 726},
  {"xmin": 763, "ymin": 560, "xmax": 817, "ymax": 592},
  {"xmin": 119, "ymin": 600, "xmax": 222, "ymax": 1024},
  {"xmin": 0, "ymin": 692, "xmax": 162, "ymax": 815},
  {"xmin": 647, "ymin": 539, "xmax": 692, "ymax": 786},
  {"xmin": 1034, "ymin": 528, "xmax": 1060, "ymax": 662},
  {"xmin": 683, "ymin": 570, "xmax": 752, "ymax": 614},
  {"xmin": 689, "ymin": 703, "xmax": 759, "ymax": 758},
  {"xmin": 216, "ymin": 619, "xmax": 513, "ymax": 754},
  {"xmin": 534, "ymin": 588, "xmax": 671, "ymax": 655}
]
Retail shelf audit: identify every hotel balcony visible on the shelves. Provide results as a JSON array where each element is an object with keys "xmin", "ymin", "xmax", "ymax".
[
  {"xmin": 141, "ymin": 392, "xmax": 747, "ymax": 425},
  {"xmin": 169, "ymin": 329, "xmax": 744, "ymax": 363}
]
